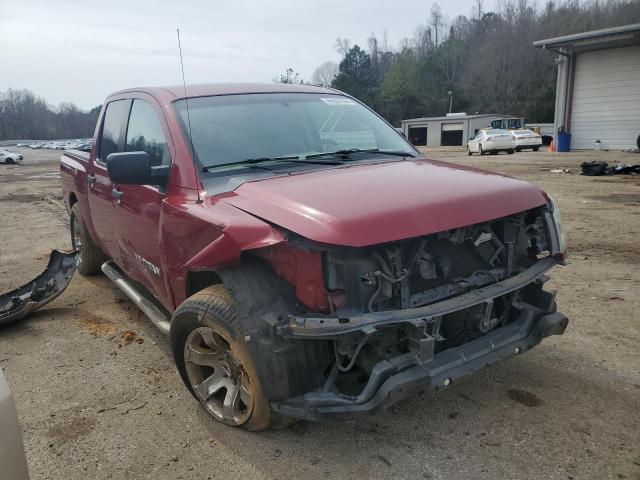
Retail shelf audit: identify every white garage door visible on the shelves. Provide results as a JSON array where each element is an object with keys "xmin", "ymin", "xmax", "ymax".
[{"xmin": 570, "ymin": 45, "xmax": 640, "ymax": 150}]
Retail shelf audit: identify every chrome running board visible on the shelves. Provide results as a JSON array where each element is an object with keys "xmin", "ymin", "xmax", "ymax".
[{"xmin": 101, "ymin": 261, "xmax": 171, "ymax": 335}]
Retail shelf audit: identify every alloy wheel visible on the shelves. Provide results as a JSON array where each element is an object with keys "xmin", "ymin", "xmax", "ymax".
[
  {"xmin": 71, "ymin": 215, "xmax": 83, "ymax": 269},
  {"xmin": 183, "ymin": 326, "xmax": 253, "ymax": 425}
]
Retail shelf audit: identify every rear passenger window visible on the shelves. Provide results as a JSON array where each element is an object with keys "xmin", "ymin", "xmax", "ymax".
[
  {"xmin": 98, "ymin": 100, "xmax": 130, "ymax": 164},
  {"xmin": 125, "ymin": 100, "xmax": 171, "ymax": 166}
]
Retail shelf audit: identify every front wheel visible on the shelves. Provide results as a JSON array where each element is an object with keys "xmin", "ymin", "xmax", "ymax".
[
  {"xmin": 467, "ymin": 147, "xmax": 472, "ymax": 156},
  {"xmin": 170, "ymin": 285, "xmax": 290, "ymax": 431},
  {"xmin": 479, "ymin": 144, "xmax": 485, "ymax": 156},
  {"xmin": 70, "ymin": 203, "xmax": 107, "ymax": 275},
  {"xmin": 507, "ymin": 149, "xmax": 515, "ymax": 154},
  {"xmin": 533, "ymin": 146, "xmax": 540, "ymax": 152}
]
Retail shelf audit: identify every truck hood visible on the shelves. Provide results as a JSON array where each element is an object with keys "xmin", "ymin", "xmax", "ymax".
[{"xmin": 222, "ymin": 159, "xmax": 547, "ymax": 247}]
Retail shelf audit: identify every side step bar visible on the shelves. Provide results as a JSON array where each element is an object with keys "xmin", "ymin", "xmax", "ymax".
[{"xmin": 101, "ymin": 261, "xmax": 171, "ymax": 335}]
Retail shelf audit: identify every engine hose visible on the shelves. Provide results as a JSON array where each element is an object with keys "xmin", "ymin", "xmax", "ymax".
[{"xmin": 334, "ymin": 333, "xmax": 374, "ymax": 373}]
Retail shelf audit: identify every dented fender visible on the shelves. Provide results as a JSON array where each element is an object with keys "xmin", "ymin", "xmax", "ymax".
[
  {"xmin": 182, "ymin": 201, "xmax": 286, "ymax": 271},
  {"xmin": 185, "ymin": 226, "xmax": 285, "ymax": 271},
  {"xmin": 0, "ymin": 250, "xmax": 76, "ymax": 325}
]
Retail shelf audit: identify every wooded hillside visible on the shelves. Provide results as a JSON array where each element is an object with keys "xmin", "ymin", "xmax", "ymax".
[{"xmin": 313, "ymin": 0, "xmax": 640, "ymax": 125}]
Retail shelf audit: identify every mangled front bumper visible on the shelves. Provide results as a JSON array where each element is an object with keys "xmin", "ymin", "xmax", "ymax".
[
  {"xmin": 271, "ymin": 257, "xmax": 568, "ymax": 421},
  {"xmin": 273, "ymin": 308, "xmax": 567, "ymax": 420},
  {"xmin": 0, "ymin": 250, "xmax": 75, "ymax": 325}
]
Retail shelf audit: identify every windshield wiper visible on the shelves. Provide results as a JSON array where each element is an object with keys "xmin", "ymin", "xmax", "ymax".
[
  {"xmin": 203, "ymin": 155, "xmax": 343, "ymax": 172},
  {"xmin": 304, "ymin": 148, "xmax": 416, "ymax": 160},
  {"xmin": 202, "ymin": 149, "xmax": 415, "ymax": 172}
]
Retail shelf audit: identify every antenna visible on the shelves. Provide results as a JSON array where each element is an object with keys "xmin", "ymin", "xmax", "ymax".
[{"xmin": 176, "ymin": 29, "xmax": 196, "ymax": 162}]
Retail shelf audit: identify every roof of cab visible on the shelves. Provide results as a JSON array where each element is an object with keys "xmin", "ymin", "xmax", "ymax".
[{"xmin": 109, "ymin": 83, "xmax": 340, "ymax": 103}]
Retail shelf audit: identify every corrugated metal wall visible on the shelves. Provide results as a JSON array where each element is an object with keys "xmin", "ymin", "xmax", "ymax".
[{"xmin": 570, "ymin": 45, "xmax": 640, "ymax": 150}]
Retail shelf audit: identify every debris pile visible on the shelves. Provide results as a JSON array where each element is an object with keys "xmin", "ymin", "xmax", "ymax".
[{"xmin": 580, "ymin": 161, "xmax": 640, "ymax": 176}]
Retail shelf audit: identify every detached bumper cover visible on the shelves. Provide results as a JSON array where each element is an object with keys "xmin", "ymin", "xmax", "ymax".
[
  {"xmin": 0, "ymin": 250, "xmax": 75, "ymax": 325},
  {"xmin": 273, "ymin": 307, "xmax": 568, "ymax": 420}
]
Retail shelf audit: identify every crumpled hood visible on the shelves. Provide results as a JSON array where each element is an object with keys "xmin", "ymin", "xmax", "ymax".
[{"xmin": 222, "ymin": 159, "xmax": 547, "ymax": 247}]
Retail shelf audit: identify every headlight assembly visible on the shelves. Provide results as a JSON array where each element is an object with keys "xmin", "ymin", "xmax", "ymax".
[{"xmin": 546, "ymin": 195, "xmax": 567, "ymax": 260}]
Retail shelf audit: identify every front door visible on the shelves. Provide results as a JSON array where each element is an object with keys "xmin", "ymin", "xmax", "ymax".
[
  {"xmin": 112, "ymin": 98, "xmax": 173, "ymax": 307},
  {"xmin": 87, "ymin": 99, "xmax": 131, "ymax": 260}
]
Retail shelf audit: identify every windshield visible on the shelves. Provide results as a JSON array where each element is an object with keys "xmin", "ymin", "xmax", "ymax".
[{"xmin": 173, "ymin": 93, "xmax": 415, "ymax": 169}]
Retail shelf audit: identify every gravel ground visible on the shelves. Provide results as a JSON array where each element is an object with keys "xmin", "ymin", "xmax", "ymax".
[{"xmin": 1, "ymin": 147, "xmax": 639, "ymax": 480}]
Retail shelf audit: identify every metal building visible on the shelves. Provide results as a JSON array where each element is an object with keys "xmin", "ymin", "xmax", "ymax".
[
  {"xmin": 400, "ymin": 114, "xmax": 508, "ymax": 147},
  {"xmin": 534, "ymin": 23, "xmax": 640, "ymax": 150}
]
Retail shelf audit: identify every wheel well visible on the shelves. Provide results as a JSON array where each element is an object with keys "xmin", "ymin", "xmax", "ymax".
[{"xmin": 185, "ymin": 270, "xmax": 223, "ymax": 298}]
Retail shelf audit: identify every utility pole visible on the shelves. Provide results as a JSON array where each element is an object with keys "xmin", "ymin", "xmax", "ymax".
[{"xmin": 448, "ymin": 90, "xmax": 453, "ymax": 113}]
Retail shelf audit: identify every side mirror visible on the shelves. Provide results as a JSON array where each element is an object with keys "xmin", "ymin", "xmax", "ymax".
[{"xmin": 106, "ymin": 151, "xmax": 168, "ymax": 187}]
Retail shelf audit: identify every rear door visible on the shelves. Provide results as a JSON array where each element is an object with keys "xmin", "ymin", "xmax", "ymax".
[
  {"xmin": 113, "ymin": 97, "xmax": 173, "ymax": 304},
  {"xmin": 87, "ymin": 99, "xmax": 131, "ymax": 260}
]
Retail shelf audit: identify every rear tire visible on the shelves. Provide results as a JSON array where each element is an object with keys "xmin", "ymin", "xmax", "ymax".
[
  {"xmin": 479, "ymin": 144, "xmax": 485, "ymax": 156},
  {"xmin": 70, "ymin": 203, "xmax": 108, "ymax": 275},
  {"xmin": 5, "ymin": 158, "xmax": 14, "ymax": 165},
  {"xmin": 170, "ymin": 285, "xmax": 291, "ymax": 431},
  {"xmin": 533, "ymin": 146, "xmax": 540, "ymax": 152},
  {"xmin": 467, "ymin": 147, "xmax": 472, "ymax": 156},
  {"xmin": 507, "ymin": 149, "xmax": 515, "ymax": 154}
]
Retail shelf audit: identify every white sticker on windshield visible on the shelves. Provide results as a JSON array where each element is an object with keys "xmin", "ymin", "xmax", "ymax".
[{"xmin": 320, "ymin": 97, "xmax": 356, "ymax": 105}]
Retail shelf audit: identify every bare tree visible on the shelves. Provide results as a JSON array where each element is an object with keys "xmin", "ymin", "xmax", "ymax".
[
  {"xmin": 430, "ymin": 2, "xmax": 444, "ymax": 46},
  {"xmin": 311, "ymin": 61, "xmax": 339, "ymax": 86},
  {"xmin": 367, "ymin": 32, "xmax": 379, "ymax": 67},
  {"xmin": 414, "ymin": 24, "xmax": 433, "ymax": 58},
  {"xmin": 334, "ymin": 38, "xmax": 352, "ymax": 56}
]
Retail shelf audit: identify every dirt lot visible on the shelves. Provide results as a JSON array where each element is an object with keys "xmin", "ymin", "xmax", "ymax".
[{"xmin": 1, "ymin": 147, "xmax": 639, "ymax": 480}]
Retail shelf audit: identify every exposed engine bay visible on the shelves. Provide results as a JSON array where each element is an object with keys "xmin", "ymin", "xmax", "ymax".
[
  {"xmin": 320, "ymin": 207, "xmax": 550, "ymax": 316},
  {"xmin": 248, "ymin": 204, "xmax": 564, "ymax": 409}
]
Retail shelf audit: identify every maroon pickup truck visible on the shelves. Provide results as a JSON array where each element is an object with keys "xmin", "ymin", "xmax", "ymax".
[{"xmin": 60, "ymin": 83, "xmax": 568, "ymax": 430}]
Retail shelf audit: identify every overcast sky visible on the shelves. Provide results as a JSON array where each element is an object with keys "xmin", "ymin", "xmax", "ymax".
[{"xmin": 1, "ymin": 0, "xmax": 495, "ymax": 110}]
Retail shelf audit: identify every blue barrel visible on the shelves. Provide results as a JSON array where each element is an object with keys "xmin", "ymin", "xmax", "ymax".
[{"xmin": 556, "ymin": 132, "xmax": 571, "ymax": 152}]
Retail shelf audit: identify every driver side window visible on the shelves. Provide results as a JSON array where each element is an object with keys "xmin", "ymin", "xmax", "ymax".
[{"xmin": 125, "ymin": 100, "xmax": 171, "ymax": 167}]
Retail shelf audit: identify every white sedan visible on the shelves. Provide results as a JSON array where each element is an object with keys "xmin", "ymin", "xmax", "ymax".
[
  {"xmin": 511, "ymin": 129, "xmax": 542, "ymax": 151},
  {"xmin": 467, "ymin": 129, "xmax": 516, "ymax": 155},
  {"xmin": 0, "ymin": 149, "xmax": 23, "ymax": 164}
]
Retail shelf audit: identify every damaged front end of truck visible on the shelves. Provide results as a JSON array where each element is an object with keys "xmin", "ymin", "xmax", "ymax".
[{"xmin": 220, "ymin": 199, "xmax": 568, "ymax": 421}]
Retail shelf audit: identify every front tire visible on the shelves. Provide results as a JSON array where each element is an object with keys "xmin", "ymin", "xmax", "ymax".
[
  {"xmin": 533, "ymin": 146, "xmax": 540, "ymax": 152},
  {"xmin": 70, "ymin": 203, "xmax": 107, "ymax": 275},
  {"xmin": 170, "ymin": 285, "xmax": 280, "ymax": 431},
  {"xmin": 507, "ymin": 149, "xmax": 515, "ymax": 154},
  {"xmin": 479, "ymin": 144, "xmax": 485, "ymax": 156}
]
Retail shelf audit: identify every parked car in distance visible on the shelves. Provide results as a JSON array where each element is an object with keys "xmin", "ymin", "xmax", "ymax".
[
  {"xmin": 60, "ymin": 83, "xmax": 568, "ymax": 430},
  {"xmin": 511, "ymin": 129, "xmax": 542, "ymax": 151},
  {"xmin": 467, "ymin": 129, "xmax": 516, "ymax": 155},
  {"xmin": 0, "ymin": 371, "xmax": 30, "ymax": 479},
  {"xmin": 0, "ymin": 149, "xmax": 23, "ymax": 164}
]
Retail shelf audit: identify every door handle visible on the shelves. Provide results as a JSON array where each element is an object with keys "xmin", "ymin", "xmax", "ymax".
[
  {"xmin": 111, "ymin": 188, "xmax": 124, "ymax": 201},
  {"xmin": 87, "ymin": 174, "xmax": 96, "ymax": 185}
]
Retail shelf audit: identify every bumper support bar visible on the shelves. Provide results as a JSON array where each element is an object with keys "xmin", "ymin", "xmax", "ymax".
[
  {"xmin": 272, "ymin": 306, "xmax": 568, "ymax": 420},
  {"xmin": 278, "ymin": 257, "xmax": 557, "ymax": 338}
]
